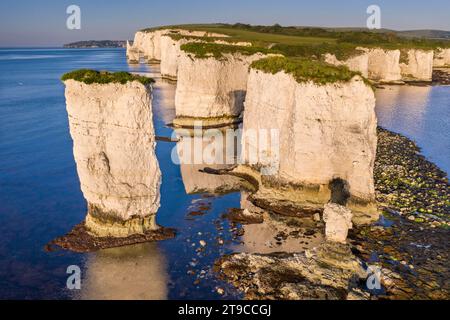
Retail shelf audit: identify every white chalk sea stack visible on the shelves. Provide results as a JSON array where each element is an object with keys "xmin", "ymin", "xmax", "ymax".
[
  {"xmin": 160, "ymin": 35, "xmax": 253, "ymax": 81},
  {"xmin": 160, "ymin": 35, "xmax": 201, "ymax": 80},
  {"xmin": 126, "ymin": 40, "xmax": 140, "ymax": 63},
  {"xmin": 364, "ymin": 48, "xmax": 402, "ymax": 83},
  {"xmin": 400, "ymin": 49, "xmax": 434, "ymax": 82},
  {"xmin": 324, "ymin": 52, "xmax": 369, "ymax": 78},
  {"xmin": 323, "ymin": 203, "xmax": 353, "ymax": 243},
  {"xmin": 174, "ymin": 51, "xmax": 269, "ymax": 128},
  {"xmin": 240, "ymin": 66, "xmax": 378, "ymax": 224},
  {"xmin": 63, "ymin": 78, "xmax": 161, "ymax": 237}
]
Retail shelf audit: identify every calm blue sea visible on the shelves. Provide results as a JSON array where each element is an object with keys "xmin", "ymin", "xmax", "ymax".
[{"xmin": 0, "ymin": 48, "xmax": 448, "ymax": 299}]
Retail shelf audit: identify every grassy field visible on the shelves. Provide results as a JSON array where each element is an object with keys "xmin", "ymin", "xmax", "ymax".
[
  {"xmin": 146, "ymin": 24, "xmax": 337, "ymax": 47},
  {"xmin": 146, "ymin": 23, "xmax": 450, "ymax": 50}
]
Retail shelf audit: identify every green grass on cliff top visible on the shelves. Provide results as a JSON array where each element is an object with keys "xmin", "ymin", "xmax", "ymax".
[
  {"xmin": 61, "ymin": 69, "xmax": 154, "ymax": 85},
  {"xmin": 251, "ymin": 56, "xmax": 369, "ymax": 85},
  {"xmin": 180, "ymin": 42, "xmax": 275, "ymax": 59}
]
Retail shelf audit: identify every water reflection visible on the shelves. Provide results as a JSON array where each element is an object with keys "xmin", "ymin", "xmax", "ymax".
[
  {"xmin": 175, "ymin": 128, "xmax": 243, "ymax": 195},
  {"xmin": 76, "ymin": 243, "xmax": 168, "ymax": 300},
  {"xmin": 154, "ymin": 80, "xmax": 177, "ymax": 124}
]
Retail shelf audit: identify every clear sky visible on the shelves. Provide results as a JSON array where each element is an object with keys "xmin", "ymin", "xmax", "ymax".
[{"xmin": 1, "ymin": 0, "xmax": 449, "ymax": 46}]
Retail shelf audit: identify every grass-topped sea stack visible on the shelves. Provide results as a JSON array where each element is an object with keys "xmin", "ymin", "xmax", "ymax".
[
  {"xmin": 57, "ymin": 70, "xmax": 173, "ymax": 250},
  {"xmin": 237, "ymin": 57, "xmax": 379, "ymax": 225},
  {"xmin": 173, "ymin": 43, "xmax": 278, "ymax": 128}
]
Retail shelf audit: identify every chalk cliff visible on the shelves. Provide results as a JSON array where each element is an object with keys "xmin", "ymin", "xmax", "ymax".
[
  {"xmin": 433, "ymin": 48, "xmax": 450, "ymax": 67},
  {"xmin": 160, "ymin": 35, "xmax": 201, "ymax": 80},
  {"xmin": 325, "ymin": 48, "xmax": 434, "ymax": 82},
  {"xmin": 160, "ymin": 36, "xmax": 252, "ymax": 80},
  {"xmin": 240, "ymin": 68, "xmax": 378, "ymax": 224},
  {"xmin": 174, "ymin": 52, "xmax": 269, "ymax": 127},
  {"xmin": 399, "ymin": 49, "xmax": 434, "ymax": 82},
  {"xmin": 364, "ymin": 48, "xmax": 402, "ymax": 83},
  {"xmin": 129, "ymin": 29, "xmax": 229, "ymax": 63},
  {"xmin": 63, "ymin": 79, "xmax": 162, "ymax": 237},
  {"xmin": 323, "ymin": 52, "xmax": 369, "ymax": 78},
  {"xmin": 126, "ymin": 40, "xmax": 140, "ymax": 63}
]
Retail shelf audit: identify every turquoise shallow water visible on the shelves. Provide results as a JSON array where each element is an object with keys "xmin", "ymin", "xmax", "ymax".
[{"xmin": 0, "ymin": 48, "xmax": 448, "ymax": 299}]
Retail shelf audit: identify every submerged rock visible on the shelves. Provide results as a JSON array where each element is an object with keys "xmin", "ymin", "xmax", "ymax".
[{"xmin": 61, "ymin": 76, "xmax": 167, "ymax": 241}]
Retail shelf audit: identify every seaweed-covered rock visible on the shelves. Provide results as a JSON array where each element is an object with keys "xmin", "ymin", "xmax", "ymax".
[{"xmin": 215, "ymin": 242, "xmax": 365, "ymax": 300}]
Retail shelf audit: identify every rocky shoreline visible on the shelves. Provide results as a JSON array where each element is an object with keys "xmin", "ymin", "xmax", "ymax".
[
  {"xmin": 214, "ymin": 127, "xmax": 449, "ymax": 300},
  {"xmin": 432, "ymin": 68, "xmax": 450, "ymax": 85}
]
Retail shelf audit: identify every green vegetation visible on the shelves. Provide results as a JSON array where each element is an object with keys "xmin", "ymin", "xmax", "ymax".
[
  {"xmin": 271, "ymin": 43, "xmax": 364, "ymax": 61},
  {"xmin": 167, "ymin": 33, "xmax": 248, "ymax": 45},
  {"xmin": 143, "ymin": 24, "xmax": 337, "ymax": 47},
  {"xmin": 180, "ymin": 42, "xmax": 275, "ymax": 59},
  {"xmin": 251, "ymin": 56, "xmax": 367, "ymax": 85},
  {"xmin": 61, "ymin": 69, "xmax": 154, "ymax": 85},
  {"xmin": 143, "ymin": 23, "xmax": 450, "ymax": 49}
]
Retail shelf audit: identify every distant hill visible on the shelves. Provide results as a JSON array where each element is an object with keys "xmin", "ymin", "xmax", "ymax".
[
  {"xmin": 63, "ymin": 40, "xmax": 127, "ymax": 48},
  {"xmin": 396, "ymin": 30, "xmax": 450, "ymax": 40},
  {"xmin": 321, "ymin": 27, "xmax": 450, "ymax": 40}
]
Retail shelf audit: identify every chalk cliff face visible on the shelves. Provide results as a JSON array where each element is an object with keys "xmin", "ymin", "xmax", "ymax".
[
  {"xmin": 433, "ymin": 48, "xmax": 450, "ymax": 67},
  {"xmin": 160, "ymin": 36, "xmax": 253, "ymax": 80},
  {"xmin": 126, "ymin": 40, "xmax": 140, "ymax": 63},
  {"xmin": 131, "ymin": 31, "xmax": 153, "ymax": 61},
  {"xmin": 323, "ymin": 52, "xmax": 369, "ymax": 78},
  {"xmin": 160, "ymin": 35, "xmax": 201, "ymax": 80},
  {"xmin": 400, "ymin": 49, "xmax": 434, "ymax": 82},
  {"xmin": 241, "ymin": 69, "xmax": 378, "ymax": 224},
  {"xmin": 64, "ymin": 80, "xmax": 161, "ymax": 237},
  {"xmin": 174, "ymin": 52, "xmax": 268, "ymax": 127},
  {"xmin": 364, "ymin": 48, "xmax": 402, "ymax": 83},
  {"xmin": 130, "ymin": 29, "xmax": 229, "ymax": 63}
]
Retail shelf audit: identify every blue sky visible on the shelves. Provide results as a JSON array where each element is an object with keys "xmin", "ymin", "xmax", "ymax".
[{"xmin": 1, "ymin": 0, "xmax": 449, "ymax": 46}]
